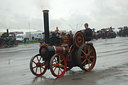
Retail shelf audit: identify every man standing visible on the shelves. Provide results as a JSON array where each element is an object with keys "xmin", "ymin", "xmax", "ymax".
[
  {"xmin": 54, "ymin": 27, "xmax": 60, "ymax": 37},
  {"xmin": 84, "ymin": 23, "xmax": 92, "ymax": 41}
]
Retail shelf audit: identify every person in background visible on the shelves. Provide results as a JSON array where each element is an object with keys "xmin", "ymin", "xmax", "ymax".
[
  {"xmin": 54, "ymin": 27, "xmax": 60, "ymax": 37},
  {"xmin": 61, "ymin": 32, "xmax": 65, "ymax": 37},
  {"xmin": 84, "ymin": 23, "xmax": 92, "ymax": 41}
]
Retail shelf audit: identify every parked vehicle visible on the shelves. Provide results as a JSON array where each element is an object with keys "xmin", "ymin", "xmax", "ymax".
[
  {"xmin": 118, "ymin": 26, "xmax": 128, "ymax": 37},
  {"xmin": 96, "ymin": 27, "xmax": 116, "ymax": 39},
  {"xmin": 16, "ymin": 34, "xmax": 25, "ymax": 43},
  {"xmin": 26, "ymin": 31, "xmax": 44, "ymax": 42},
  {"xmin": 0, "ymin": 29, "xmax": 18, "ymax": 48}
]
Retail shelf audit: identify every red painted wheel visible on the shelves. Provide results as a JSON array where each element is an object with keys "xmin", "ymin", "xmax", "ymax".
[
  {"xmin": 50, "ymin": 54, "xmax": 67, "ymax": 78},
  {"xmin": 76, "ymin": 43, "xmax": 96, "ymax": 71},
  {"xmin": 15, "ymin": 41, "xmax": 18, "ymax": 46},
  {"xmin": 30, "ymin": 54, "xmax": 47, "ymax": 76}
]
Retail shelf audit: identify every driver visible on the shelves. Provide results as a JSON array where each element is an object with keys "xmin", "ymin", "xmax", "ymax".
[{"xmin": 84, "ymin": 23, "xmax": 92, "ymax": 41}]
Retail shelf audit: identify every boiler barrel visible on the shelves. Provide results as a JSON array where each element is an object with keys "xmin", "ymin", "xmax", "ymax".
[
  {"xmin": 40, "ymin": 45, "xmax": 69, "ymax": 60},
  {"xmin": 52, "ymin": 45, "xmax": 69, "ymax": 55}
]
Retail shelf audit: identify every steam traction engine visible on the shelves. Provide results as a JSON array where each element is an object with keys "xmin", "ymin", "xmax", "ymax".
[
  {"xmin": 30, "ymin": 10, "xmax": 96, "ymax": 78},
  {"xmin": 0, "ymin": 29, "xmax": 18, "ymax": 48}
]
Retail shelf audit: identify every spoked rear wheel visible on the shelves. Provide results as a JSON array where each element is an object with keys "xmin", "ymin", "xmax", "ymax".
[
  {"xmin": 30, "ymin": 54, "xmax": 47, "ymax": 76},
  {"xmin": 76, "ymin": 43, "xmax": 96, "ymax": 71},
  {"xmin": 50, "ymin": 54, "xmax": 67, "ymax": 78}
]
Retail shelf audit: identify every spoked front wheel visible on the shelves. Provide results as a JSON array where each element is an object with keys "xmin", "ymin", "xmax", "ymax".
[
  {"xmin": 50, "ymin": 54, "xmax": 67, "ymax": 78},
  {"xmin": 30, "ymin": 54, "xmax": 47, "ymax": 76}
]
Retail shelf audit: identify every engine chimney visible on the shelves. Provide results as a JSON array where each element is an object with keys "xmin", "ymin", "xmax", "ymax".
[
  {"xmin": 7, "ymin": 29, "xmax": 9, "ymax": 37},
  {"xmin": 43, "ymin": 10, "xmax": 49, "ymax": 43}
]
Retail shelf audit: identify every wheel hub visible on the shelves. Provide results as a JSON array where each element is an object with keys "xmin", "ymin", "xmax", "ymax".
[
  {"xmin": 36, "ymin": 62, "xmax": 41, "ymax": 67},
  {"xmin": 87, "ymin": 56, "xmax": 90, "ymax": 60},
  {"xmin": 55, "ymin": 63, "xmax": 62, "ymax": 68},
  {"xmin": 78, "ymin": 38, "xmax": 81, "ymax": 41}
]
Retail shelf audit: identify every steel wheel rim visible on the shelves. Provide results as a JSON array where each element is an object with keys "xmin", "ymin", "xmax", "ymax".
[
  {"xmin": 30, "ymin": 54, "xmax": 47, "ymax": 76},
  {"xmin": 50, "ymin": 54, "xmax": 67, "ymax": 78},
  {"xmin": 80, "ymin": 44, "xmax": 96, "ymax": 71}
]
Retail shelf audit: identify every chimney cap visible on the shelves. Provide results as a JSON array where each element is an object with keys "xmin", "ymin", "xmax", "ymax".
[{"xmin": 42, "ymin": 10, "xmax": 49, "ymax": 13}]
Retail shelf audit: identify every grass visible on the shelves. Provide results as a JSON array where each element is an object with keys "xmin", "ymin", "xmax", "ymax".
[{"xmin": 18, "ymin": 41, "xmax": 39, "ymax": 45}]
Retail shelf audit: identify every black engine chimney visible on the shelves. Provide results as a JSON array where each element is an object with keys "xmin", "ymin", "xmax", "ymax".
[
  {"xmin": 43, "ymin": 10, "xmax": 49, "ymax": 43},
  {"xmin": 7, "ymin": 29, "xmax": 9, "ymax": 37}
]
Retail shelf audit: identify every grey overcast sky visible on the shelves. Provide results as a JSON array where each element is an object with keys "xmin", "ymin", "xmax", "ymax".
[{"xmin": 0, "ymin": 0, "xmax": 128, "ymax": 32}]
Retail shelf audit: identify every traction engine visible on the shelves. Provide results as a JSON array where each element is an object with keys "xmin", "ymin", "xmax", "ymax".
[
  {"xmin": 30, "ymin": 10, "xmax": 96, "ymax": 78},
  {"xmin": 0, "ymin": 29, "xmax": 18, "ymax": 48}
]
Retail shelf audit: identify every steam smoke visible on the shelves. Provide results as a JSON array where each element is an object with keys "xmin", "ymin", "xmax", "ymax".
[
  {"xmin": 36, "ymin": 0, "xmax": 51, "ymax": 10},
  {"xmin": 0, "ymin": 0, "xmax": 51, "ymax": 32}
]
